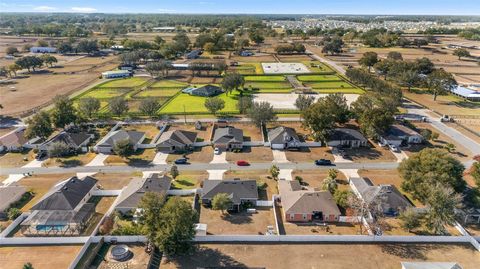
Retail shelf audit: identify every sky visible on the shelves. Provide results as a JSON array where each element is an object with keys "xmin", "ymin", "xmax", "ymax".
[{"xmin": 1, "ymin": 0, "xmax": 479, "ymax": 15}]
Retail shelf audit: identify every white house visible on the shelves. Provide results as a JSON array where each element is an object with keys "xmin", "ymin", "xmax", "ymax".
[
  {"xmin": 102, "ymin": 70, "xmax": 132, "ymax": 79},
  {"xmin": 268, "ymin": 126, "xmax": 301, "ymax": 149},
  {"xmin": 30, "ymin": 47, "xmax": 57, "ymax": 53}
]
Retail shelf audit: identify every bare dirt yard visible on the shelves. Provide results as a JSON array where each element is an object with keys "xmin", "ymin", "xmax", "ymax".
[
  {"xmin": 291, "ymin": 169, "xmax": 348, "ymax": 191},
  {"xmin": 92, "ymin": 243, "xmax": 150, "ymax": 269},
  {"xmin": 160, "ymin": 243, "xmax": 480, "ymax": 269},
  {"xmin": 0, "ymin": 245, "xmax": 83, "ymax": 269},
  {"xmin": 199, "ymin": 206, "xmax": 275, "ymax": 235},
  {"xmin": 94, "ymin": 172, "xmax": 142, "ymax": 190}
]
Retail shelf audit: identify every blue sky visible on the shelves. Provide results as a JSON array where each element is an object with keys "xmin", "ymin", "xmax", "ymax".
[{"xmin": 1, "ymin": 0, "xmax": 479, "ymax": 15}]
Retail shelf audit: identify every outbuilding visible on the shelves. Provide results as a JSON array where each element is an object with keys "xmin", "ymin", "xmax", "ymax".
[
  {"xmin": 102, "ymin": 70, "xmax": 132, "ymax": 79},
  {"xmin": 30, "ymin": 47, "xmax": 57, "ymax": 53}
]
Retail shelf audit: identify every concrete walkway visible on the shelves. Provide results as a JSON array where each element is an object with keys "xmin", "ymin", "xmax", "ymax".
[
  {"xmin": 2, "ymin": 174, "xmax": 25, "ymax": 185},
  {"xmin": 85, "ymin": 153, "xmax": 108, "ymax": 167},
  {"xmin": 392, "ymin": 150, "xmax": 409, "ymax": 163},
  {"xmin": 22, "ymin": 159, "xmax": 44, "ymax": 168},
  {"xmin": 207, "ymin": 170, "xmax": 226, "ymax": 180},
  {"xmin": 339, "ymin": 169, "xmax": 360, "ymax": 179},
  {"xmin": 272, "ymin": 150, "xmax": 289, "ymax": 163},
  {"xmin": 76, "ymin": 172, "xmax": 98, "ymax": 178},
  {"xmin": 279, "ymin": 169, "xmax": 293, "ymax": 181},
  {"xmin": 152, "ymin": 152, "xmax": 168, "ymax": 165},
  {"xmin": 210, "ymin": 151, "xmax": 228, "ymax": 164}
]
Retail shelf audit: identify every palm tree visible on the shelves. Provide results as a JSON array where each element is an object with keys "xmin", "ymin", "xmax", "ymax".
[
  {"xmin": 23, "ymin": 263, "xmax": 34, "ymax": 269},
  {"xmin": 322, "ymin": 176, "xmax": 338, "ymax": 194}
]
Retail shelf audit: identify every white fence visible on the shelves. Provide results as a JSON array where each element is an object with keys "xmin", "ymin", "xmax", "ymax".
[
  {"xmin": 338, "ymin": 216, "xmax": 362, "ymax": 223},
  {"xmin": 256, "ymin": 200, "xmax": 274, "ymax": 207},
  {"xmin": 167, "ymin": 189, "xmax": 198, "ymax": 196},
  {"xmin": 0, "ymin": 236, "xmax": 90, "ymax": 246},
  {"xmin": 92, "ymin": 190, "xmax": 122, "ymax": 196},
  {"xmin": 0, "ymin": 212, "xmax": 29, "ymax": 238}
]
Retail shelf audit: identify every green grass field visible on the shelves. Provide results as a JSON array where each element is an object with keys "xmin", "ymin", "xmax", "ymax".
[
  {"xmin": 82, "ymin": 88, "xmax": 131, "ymax": 99},
  {"xmin": 244, "ymin": 82, "xmax": 292, "ymax": 89},
  {"xmin": 244, "ymin": 75, "xmax": 286, "ymax": 82},
  {"xmin": 297, "ymin": 75, "xmax": 343, "ymax": 82},
  {"xmin": 160, "ymin": 92, "xmax": 240, "ymax": 114},
  {"xmin": 253, "ymin": 88, "xmax": 293, "ymax": 93},
  {"xmin": 150, "ymin": 80, "xmax": 188, "ymax": 88},
  {"xmin": 99, "ymin": 77, "xmax": 148, "ymax": 88},
  {"xmin": 135, "ymin": 88, "xmax": 181, "ymax": 98},
  {"xmin": 314, "ymin": 88, "xmax": 365, "ymax": 94},
  {"xmin": 305, "ymin": 81, "xmax": 356, "ymax": 89}
]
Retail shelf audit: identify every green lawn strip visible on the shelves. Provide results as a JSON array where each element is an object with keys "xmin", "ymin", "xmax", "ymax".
[
  {"xmin": 150, "ymin": 80, "xmax": 188, "ymax": 88},
  {"xmin": 244, "ymin": 75, "xmax": 286, "ymax": 82},
  {"xmin": 134, "ymin": 87, "xmax": 182, "ymax": 98},
  {"xmin": 171, "ymin": 176, "xmax": 197, "ymax": 189},
  {"xmin": 82, "ymin": 88, "xmax": 132, "ymax": 99},
  {"xmin": 313, "ymin": 88, "xmax": 365, "ymax": 94},
  {"xmin": 297, "ymin": 74, "xmax": 343, "ymax": 82},
  {"xmin": 98, "ymin": 77, "xmax": 148, "ymax": 88},
  {"xmin": 305, "ymin": 81, "xmax": 356, "ymax": 89},
  {"xmin": 160, "ymin": 91, "xmax": 242, "ymax": 114},
  {"xmin": 254, "ymin": 88, "xmax": 293, "ymax": 93},
  {"xmin": 244, "ymin": 81, "xmax": 292, "ymax": 89}
]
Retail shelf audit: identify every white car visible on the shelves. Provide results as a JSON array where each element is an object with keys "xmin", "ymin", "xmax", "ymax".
[
  {"xmin": 389, "ymin": 144, "xmax": 400, "ymax": 152},
  {"xmin": 214, "ymin": 147, "xmax": 221, "ymax": 155}
]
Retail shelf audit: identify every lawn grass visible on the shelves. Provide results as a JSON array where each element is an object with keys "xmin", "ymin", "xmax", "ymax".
[
  {"xmin": 150, "ymin": 80, "xmax": 188, "ymax": 88},
  {"xmin": 297, "ymin": 74, "xmax": 343, "ymax": 82},
  {"xmin": 135, "ymin": 88, "xmax": 181, "ymax": 97},
  {"xmin": 253, "ymin": 88, "xmax": 293, "ymax": 93},
  {"xmin": 99, "ymin": 77, "xmax": 147, "ymax": 88},
  {"xmin": 160, "ymin": 91, "xmax": 241, "ymax": 114},
  {"xmin": 314, "ymin": 88, "xmax": 365, "ymax": 94},
  {"xmin": 306, "ymin": 81, "xmax": 356, "ymax": 89},
  {"xmin": 82, "ymin": 88, "xmax": 131, "ymax": 99},
  {"xmin": 244, "ymin": 75, "xmax": 286, "ymax": 82},
  {"xmin": 244, "ymin": 81, "xmax": 292, "ymax": 89}
]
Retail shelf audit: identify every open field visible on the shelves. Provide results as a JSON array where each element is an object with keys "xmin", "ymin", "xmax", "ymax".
[
  {"xmin": 0, "ymin": 245, "xmax": 83, "ymax": 269},
  {"xmin": 150, "ymin": 79, "xmax": 188, "ymax": 88},
  {"xmin": 199, "ymin": 206, "xmax": 275, "ymax": 235},
  {"xmin": 98, "ymin": 77, "xmax": 147, "ymax": 88},
  {"xmin": 160, "ymin": 243, "xmax": 480, "ymax": 269},
  {"xmin": 160, "ymin": 92, "xmax": 239, "ymax": 114},
  {"xmin": 135, "ymin": 88, "xmax": 180, "ymax": 98}
]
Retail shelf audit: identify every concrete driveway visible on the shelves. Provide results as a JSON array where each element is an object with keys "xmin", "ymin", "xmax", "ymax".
[
  {"xmin": 279, "ymin": 169, "xmax": 293, "ymax": 181},
  {"xmin": 272, "ymin": 150, "xmax": 289, "ymax": 163},
  {"xmin": 86, "ymin": 153, "xmax": 108, "ymax": 167},
  {"xmin": 22, "ymin": 159, "xmax": 44, "ymax": 168},
  {"xmin": 207, "ymin": 170, "xmax": 226, "ymax": 180},
  {"xmin": 2, "ymin": 174, "xmax": 25, "ymax": 185},
  {"xmin": 210, "ymin": 151, "xmax": 228, "ymax": 164},
  {"xmin": 331, "ymin": 147, "xmax": 352, "ymax": 163},
  {"xmin": 152, "ymin": 152, "xmax": 169, "ymax": 165}
]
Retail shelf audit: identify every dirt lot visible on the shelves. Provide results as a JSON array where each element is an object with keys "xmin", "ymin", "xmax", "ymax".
[
  {"xmin": 0, "ymin": 245, "xmax": 83, "ymax": 269},
  {"xmin": 285, "ymin": 147, "xmax": 334, "ymax": 162},
  {"xmin": 226, "ymin": 146, "xmax": 273, "ymax": 163},
  {"xmin": 94, "ymin": 243, "xmax": 149, "ymax": 269},
  {"xmin": 160, "ymin": 243, "xmax": 480, "ymax": 269},
  {"xmin": 167, "ymin": 146, "xmax": 214, "ymax": 163},
  {"xmin": 199, "ymin": 206, "xmax": 275, "ymax": 235},
  {"xmin": 94, "ymin": 172, "xmax": 142, "ymax": 190},
  {"xmin": 229, "ymin": 123, "xmax": 263, "ymax": 141},
  {"xmin": 223, "ymin": 170, "xmax": 278, "ymax": 200}
]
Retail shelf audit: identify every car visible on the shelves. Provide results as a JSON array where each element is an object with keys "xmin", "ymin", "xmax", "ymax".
[
  {"xmin": 35, "ymin": 151, "xmax": 47, "ymax": 160},
  {"xmin": 214, "ymin": 147, "xmax": 221, "ymax": 155},
  {"xmin": 315, "ymin": 159, "xmax": 332, "ymax": 166},
  {"xmin": 174, "ymin": 158, "xmax": 188, "ymax": 165},
  {"xmin": 389, "ymin": 144, "xmax": 400, "ymax": 152},
  {"xmin": 236, "ymin": 160, "xmax": 249, "ymax": 166}
]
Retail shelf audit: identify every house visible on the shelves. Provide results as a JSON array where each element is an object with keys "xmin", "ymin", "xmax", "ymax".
[
  {"xmin": 450, "ymin": 85, "xmax": 480, "ymax": 102},
  {"xmin": 115, "ymin": 173, "xmax": 171, "ymax": 214},
  {"xmin": 156, "ymin": 130, "xmax": 197, "ymax": 153},
  {"xmin": 186, "ymin": 49, "xmax": 202, "ymax": 59},
  {"xmin": 201, "ymin": 179, "xmax": 258, "ymax": 211},
  {"xmin": 327, "ymin": 128, "xmax": 368, "ymax": 148},
  {"xmin": 349, "ymin": 177, "xmax": 412, "ymax": 216},
  {"xmin": 30, "ymin": 47, "xmax": 57, "ymax": 53},
  {"xmin": 21, "ymin": 176, "xmax": 98, "ymax": 236},
  {"xmin": 278, "ymin": 179, "xmax": 341, "ymax": 222},
  {"xmin": 213, "ymin": 126, "xmax": 243, "ymax": 151},
  {"xmin": 101, "ymin": 70, "xmax": 132, "ymax": 79},
  {"xmin": 94, "ymin": 130, "xmax": 145, "ymax": 154},
  {"xmin": 401, "ymin": 262, "xmax": 462, "ymax": 269},
  {"xmin": 0, "ymin": 185, "xmax": 27, "ymax": 220},
  {"xmin": 182, "ymin": 84, "xmax": 223, "ymax": 97},
  {"xmin": 379, "ymin": 124, "xmax": 423, "ymax": 147},
  {"xmin": 268, "ymin": 126, "xmax": 301, "ymax": 149},
  {"xmin": 39, "ymin": 131, "xmax": 94, "ymax": 153},
  {"xmin": 0, "ymin": 127, "xmax": 28, "ymax": 152}
]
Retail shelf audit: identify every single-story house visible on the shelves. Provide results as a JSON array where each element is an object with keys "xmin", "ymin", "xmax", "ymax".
[
  {"xmin": 182, "ymin": 84, "xmax": 223, "ymax": 97},
  {"xmin": 268, "ymin": 126, "xmax": 301, "ymax": 149},
  {"xmin": 327, "ymin": 128, "xmax": 368, "ymax": 148},
  {"xmin": 350, "ymin": 177, "xmax": 412, "ymax": 216},
  {"xmin": 156, "ymin": 130, "xmax": 197, "ymax": 153},
  {"xmin": 278, "ymin": 179, "xmax": 341, "ymax": 222},
  {"xmin": 401, "ymin": 262, "xmax": 462, "ymax": 269},
  {"xmin": 30, "ymin": 47, "xmax": 57, "ymax": 53},
  {"xmin": 201, "ymin": 179, "xmax": 258, "ymax": 211},
  {"xmin": 39, "ymin": 131, "xmax": 94, "ymax": 153},
  {"xmin": 379, "ymin": 124, "xmax": 423, "ymax": 147},
  {"xmin": 186, "ymin": 49, "xmax": 202, "ymax": 59},
  {"xmin": 115, "ymin": 173, "xmax": 171, "ymax": 214},
  {"xmin": 94, "ymin": 130, "xmax": 146, "ymax": 154},
  {"xmin": 0, "ymin": 185, "xmax": 27, "ymax": 220},
  {"xmin": 21, "ymin": 176, "xmax": 98, "ymax": 236},
  {"xmin": 0, "ymin": 127, "xmax": 28, "ymax": 152},
  {"xmin": 101, "ymin": 70, "xmax": 132, "ymax": 79},
  {"xmin": 450, "ymin": 85, "xmax": 480, "ymax": 102},
  {"xmin": 213, "ymin": 126, "xmax": 244, "ymax": 151}
]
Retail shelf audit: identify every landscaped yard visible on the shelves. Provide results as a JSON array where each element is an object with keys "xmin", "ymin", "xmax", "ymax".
[
  {"xmin": 306, "ymin": 81, "xmax": 356, "ymax": 89},
  {"xmin": 226, "ymin": 146, "xmax": 274, "ymax": 163},
  {"xmin": 160, "ymin": 92, "xmax": 239, "ymax": 114},
  {"xmin": 199, "ymin": 206, "xmax": 275, "ymax": 235},
  {"xmin": 171, "ymin": 171, "xmax": 208, "ymax": 189},
  {"xmin": 297, "ymin": 74, "xmax": 342, "ymax": 82},
  {"xmin": 244, "ymin": 81, "xmax": 292, "ymax": 89},
  {"xmin": 99, "ymin": 77, "xmax": 148, "ymax": 88}
]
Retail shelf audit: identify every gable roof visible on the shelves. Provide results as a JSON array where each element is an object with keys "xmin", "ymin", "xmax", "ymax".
[
  {"xmin": 328, "ymin": 128, "xmax": 367, "ymax": 142},
  {"xmin": 31, "ymin": 176, "xmax": 97, "ymax": 211},
  {"xmin": 278, "ymin": 180, "xmax": 340, "ymax": 216},
  {"xmin": 383, "ymin": 124, "xmax": 421, "ymax": 140},
  {"xmin": 213, "ymin": 127, "xmax": 243, "ymax": 144},
  {"xmin": 97, "ymin": 130, "xmax": 145, "ymax": 147},
  {"xmin": 268, "ymin": 126, "xmax": 300, "ymax": 144},
  {"xmin": 116, "ymin": 173, "xmax": 171, "ymax": 209},
  {"xmin": 157, "ymin": 130, "xmax": 197, "ymax": 147},
  {"xmin": 0, "ymin": 127, "xmax": 28, "ymax": 148},
  {"xmin": 201, "ymin": 179, "xmax": 258, "ymax": 204},
  {"xmin": 42, "ymin": 131, "xmax": 92, "ymax": 149}
]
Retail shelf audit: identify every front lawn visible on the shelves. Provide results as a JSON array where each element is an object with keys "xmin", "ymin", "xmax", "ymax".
[
  {"xmin": 160, "ymin": 92, "xmax": 240, "ymax": 114},
  {"xmin": 99, "ymin": 77, "xmax": 148, "ymax": 88},
  {"xmin": 134, "ymin": 88, "xmax": 181, "ymax": 97},
  {"xmin": 82, "ymin": 88, "xmax": 131, "ymax": 99}
]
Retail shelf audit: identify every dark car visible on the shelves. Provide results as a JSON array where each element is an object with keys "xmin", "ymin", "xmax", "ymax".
[
  {"xmin": 315, "ymin": 159, "xmax": 332, "ymax": 166},
  {"xmin": 236, "ymin": 160, "xmax": 249, "ymax": 166},
  {"xmin": 35, "ymin": 151, "xmax": 47, "ymax": 160},
  {"xmin": 174, "ymin": 158, "xmax": 188, "ymax": 165}
]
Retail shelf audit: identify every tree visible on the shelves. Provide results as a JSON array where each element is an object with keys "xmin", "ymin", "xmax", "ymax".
[
  {"xmin": 25, "ymin": 111, "xmax": 53, "ymax": 139},
  {"xmin": 154, "ymin": 36, "xmax": 165, "ymax": 46},
  {"xmin": 387, "ymin": 51, "xmax": 403, "ymax": 61},
  {"xmin": 334, "ymin": 190, "xmax": 351, "ymax": 208},
  {"xmin": 249, "ymin": 30, "xmax": 264, "ymax": 44},
  {"xmin": 7, "ymin": 207, "xmax": 22, "ymax": 220},
  {"xmin": 170, "ymin": 165, "xmax": 179, "ymax": 179},
  {"xmin": 5, "ymin": 46, "xmax": 18, "ymax": 55},
  {"xmin": 15, "ymin": 56, "xmax": 43, "ymax": 72},
  {"xmin": 453, "ymin": 48, "xmax": 470, "ymax": 60},
  {"xmin": 322, "ymin": 176, "xmax": 338, "ymax": 194},
  {"xmin": 269, "ymin": 165, "xmax": 280, "ymax": 180},
  {"xmin": 204, "ymin": 97, "xmax": 225, "ymax": 115},
  {"xmin": 294, "ymin": 94, "xmax": 315, "ymax": 113},
  {"xmin": 40, "ymin": 54, "xmax": 57, "ymax": 67},
  {"xmin": 203, "ymin": 42, "xmax": 216, "ymax": 54},
  {"xmin": 7, "ymin": 64, "xmax": 21, "ymax": 77},
  {"xmin": 113, "ymin": 139, "xmax": 134, "ymax": 157},
  {"xmin": 138, "ymin": 192, "xmax": 166, "ymax": 239},
  {"xmin": 399, "ymin": 148, "xmax": 465, "ymax": 203},
  {"xmin": 247, "ymin": 101, "xmax": 277, "ymax": 127},
  {"xmin": 426, "ymin": 69, "xmax": 457, "ymax": 101},
  {"xmin": 236, "ymin": 96, "xmax": 253, "ymax": 114},
  {"xmin": 76, "ymin": 39, "xmax": 99, "ymax": 54},
  {"xmin": 140, "ymin": 98, "xmax": 160, "ymax": 117},
  {"xmin": 424, "ymin": 184, "xmax": 462, "ymax": 235},
  {"xmin": 470, "ymin": 162, "xmax": 480, "ymax": 188},
  {"xmin": 109, "ymin": 97, "xmax": 129, "ymax": 116},
  {"xmin": 152, "ymin": 197, "xmax": 197, "ymax": 256},
  {"xmin": 50, "ymin": 95, "xmax": 77, "ymax": 128},
  {"xmin": 412, "ymin": 38, "xmax": 428, "ymax": 48},
  {"xmin": 78, "ymin": 97, "xmax": 100, "ymax": 119},
  {"xmin": 23, "ymin": 263, "xmax": 34, "ymax": 269},
  {"xmin": 211, "ymin": 193, "xmax": 233, "ymax": 214},
  {"xmin": 396, "ymin": 70, "xmax": 419, "ymax": 91},
  {"xmin": 420, "ymin": 129, "xmax": 433, "ymax": 141},
  {"xmin": 359, "ymin": 51, "xmax": 378, "ymax": 71},
  {"xmin": 445, "ymin": 143, "xmax": 456, "ymax": 153},
  {"xmin": 47, "ymin": 141, "xmax": 71, "ymax": 157},
  {"xmin": 399, "ymin": 207, "xmax": 421, "ymax": 233},
  {"xmin": 321, "ymin": 38, "xmax": 344, "ymax": 55},
  {"xmin": 431, "ymin": 132, "xmax": 440, "ymax": 141},
  {"xmin": 373, "ymin": 60, "xmax": 392, "ymax": 79},
  {"xmin": 221, "ymin": 73, "xmax": 244, "ymax": 95}
]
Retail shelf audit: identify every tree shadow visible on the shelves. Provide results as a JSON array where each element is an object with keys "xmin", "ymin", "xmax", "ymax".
[
  {"xmin": 164, "ymin": 246, "xmax": 249, "ymax": 269},
  {"xmin": 220, "ymin": 212, "xmax": 253, "ymax": 225},
  {"xmin": 59, "ymin": 159, "xmax": 83, "ymax": 167},
  {"xmin": 381, "ymin": 244, "xmax": 451, "ymax": 260}
]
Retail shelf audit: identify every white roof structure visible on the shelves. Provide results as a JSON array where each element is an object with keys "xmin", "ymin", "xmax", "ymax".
[
  {"xmin": 401, "ymin": 262, "xmax": 462, "ymax": 269},
  {"xmin": 451, "ymin": 86, "xmax": 480, "ymax": 99}
]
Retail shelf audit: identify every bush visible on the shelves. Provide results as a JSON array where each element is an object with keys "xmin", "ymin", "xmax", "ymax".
[
  {"xmin": 7, "ymin": 208, "xmax": 22, "ymax": 220},
  {"xmin": 257, "ymin": 181, "xmax": 267, "ymax": 190}
]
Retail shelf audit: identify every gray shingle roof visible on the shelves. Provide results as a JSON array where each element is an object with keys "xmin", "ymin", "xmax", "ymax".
[
  {"xmin": 383, "ymin": 124, "xmax": 421, "ymax": 139},
  {"xmin": 213, "ymin": 127, "xmax": 243, "ymax": 144},
  {"xmin": 98, "ymin": 130, "xmax": 145, "ymax": 147},
  {"xmin": 116, "ymin": 173, "xmax": 171, "ymax": 209},
  {"xmin": 42, "ymin": 131, "xmax": 92, "ymax": 149},
  {"xmin": 268, "ymin": 126, "xmax": 300, "ymax": 144},
  {"xmin": 328, "ymin": 128, "xmax": 367, "ymax": 142},
  {"xmin": 0, "ymin": 127, "xmax": 28, "ymax": 148},
  {"xmin": 31, "ymin": 176, "xmax": 97, "ymax": 211},
  {"xmin": 201, "ymin": 179, "xmax": 258, "ymax": 205},
  {"xmin": 157, "ymin": 130, "xmax": 197, "ymax": 147}
]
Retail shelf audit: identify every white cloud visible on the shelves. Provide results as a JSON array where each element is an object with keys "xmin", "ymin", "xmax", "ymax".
[
  {"xmin": 71, "ymin": 7, "xmax": 97, "ymax": 13},
  {"xmin": 33, "ymin": 6, "xmax": 57, "ymax": 12}
]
